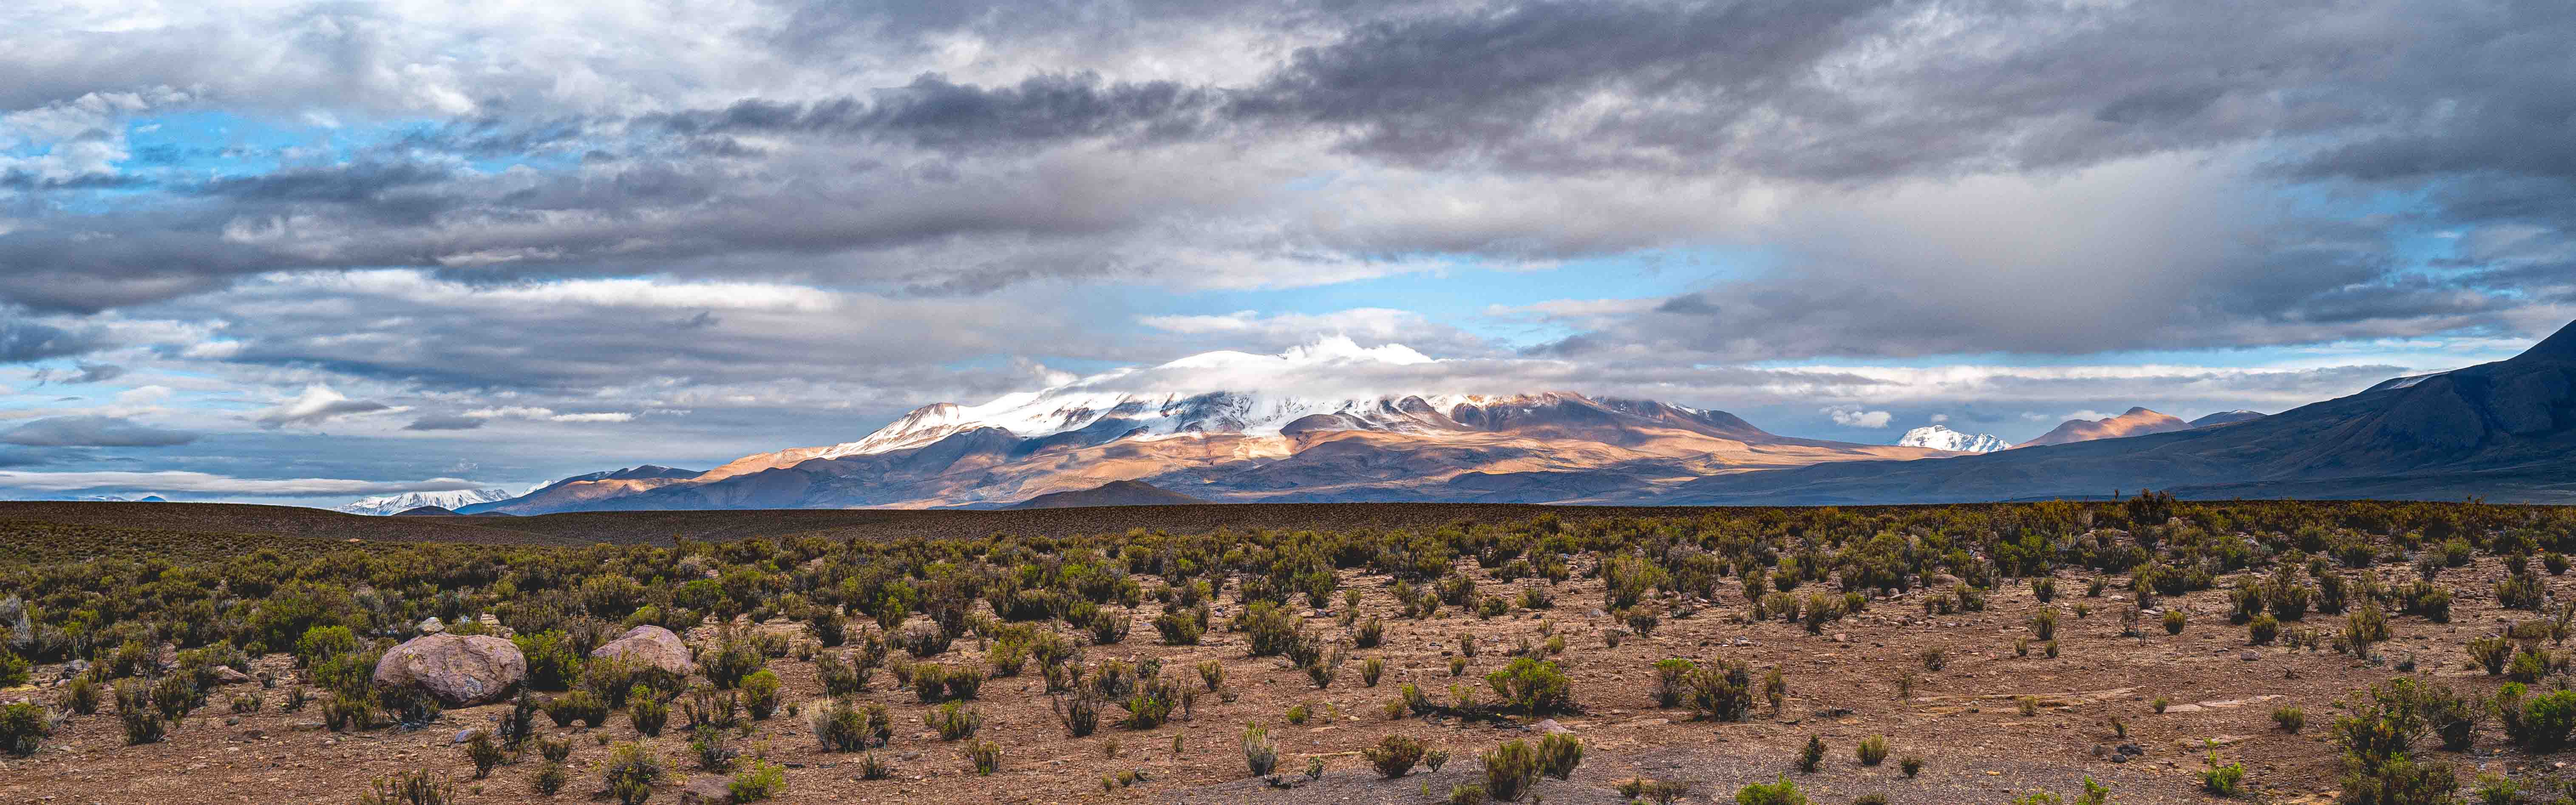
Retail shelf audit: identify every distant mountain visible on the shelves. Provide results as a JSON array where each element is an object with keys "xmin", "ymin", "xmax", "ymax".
[
  {"xmin": 1896, "ymin": 425, "xmax": 2011, "ymax": 453},
  {"xmin": 453, "ymin": 466, "xmax": 701, "ymax": 514},
  {"xmin": 1001, "ymin": 480, "xmax": 1206, "ymax": 509},
  {"xmin": 458, "ymin": 343, "xmax": 1940, "ymax": 513},
  {"xmin": 448, "ymin": 322, "xmax": 2576, "ymax": 510},
  {"xmin": 2191, "ymin": 410, "xmax": 2268, "ymax": 427},
  {"xmin": 1663, "ymin": 319, "xmax": 2576, "ymax": 504},
  {"xmin": 334, "ymin": 488, "xmax": 516, "ymax": 516},
  {"xmin": 392, "ymin": 505, "xmax": 458, "ymax": 516},
  {"xmin": 2015, "ymin": 407, "xmax": 2191, "ymax": 448}
]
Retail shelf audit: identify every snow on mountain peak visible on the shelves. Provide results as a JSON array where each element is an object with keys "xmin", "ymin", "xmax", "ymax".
[
  {"xmin": 805, "ymin": 340, "xmax": 1497, "ymax": 459},
  {"xmin": 335, "ymin": 488, "xmax": 516, "ymax": 516},
  {"xmin": 1897, "ymin": 424, "xmax": 2012, "ymax": 453}
]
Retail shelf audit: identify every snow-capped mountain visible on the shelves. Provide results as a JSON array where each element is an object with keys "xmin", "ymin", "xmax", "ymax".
[
  {"xmin": 334, "ymin": 489, "xmax": 517, "ymax": 516},
  {"xmin": 1895, "ymin": 425, "xmax": 2011, "ymax": 453},
  {"xmin": 467, "ymin": 339, "xmax": 1942, "ymax": 513}
]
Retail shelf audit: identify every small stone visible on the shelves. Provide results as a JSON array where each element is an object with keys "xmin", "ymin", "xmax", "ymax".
[
  {"xmin": 453, "ymin": 729, "xmax": 476, "ymax": 744},
  {"xmin": 1534, "ymin": 719, "xmax": 1574, "ymax": 735},
  {"xmin": 2240, "ymin": 651, "xmax": 2260, "ymax": 661}
]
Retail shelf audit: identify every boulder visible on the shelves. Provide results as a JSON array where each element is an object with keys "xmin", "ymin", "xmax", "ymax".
[
  {"xmin": 371, "ymin": 633, "xmax": 526, "ymax": 706},
  {"xmin": 589, "ymin": 625, "xmax": 697, "ymax": 677}
]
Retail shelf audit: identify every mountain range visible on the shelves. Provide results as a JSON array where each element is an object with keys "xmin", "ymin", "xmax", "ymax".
[
  {"xmin": 334, "ymin": 488, "xmax": 516, "ymax": 516},
  {"xmin": 377, "ymin": 320, "xmax": 2576, "ymax": 512},
  {"xmin": 2015, "ymin": 407, "xmax": 2193, "ymax": 448},
  {"xmin": 1896, "ymin": 425, "xmax": 2012, "ymax": 453},
  {"xmin": 1667, "ymin": 320, "xmax": 2576, "ymax": 504}
]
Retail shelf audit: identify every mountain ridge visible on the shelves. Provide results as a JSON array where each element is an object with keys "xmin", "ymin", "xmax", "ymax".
[{"xmin": 1659, "ymin": 319, "xmax": 2576, "ymax": 504}]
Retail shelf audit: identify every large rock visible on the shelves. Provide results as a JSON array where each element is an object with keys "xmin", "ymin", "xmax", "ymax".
[
  {"xmin": 589, "ymin": 625, "xmax": 697, "ymax": 677},
  {"xmin": 371, "ymin": 633, "xmax": 526, "ymax": 706}
]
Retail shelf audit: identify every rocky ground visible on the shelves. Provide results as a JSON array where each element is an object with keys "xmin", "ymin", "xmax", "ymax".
[{"xmin": 2, "ymin": 554, "xmax": 2553, "ymax": 805}]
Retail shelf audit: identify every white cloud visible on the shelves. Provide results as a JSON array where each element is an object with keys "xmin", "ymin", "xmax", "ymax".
[
  {"xmin": 461, "ymin": 406, "xmax": 635, "ymax": 423},
  {"xmin": 1820, "ymin": 405, "xmax": 1893, "ymax": 428},
  {"xmin": 0, "ymin": 471, "xmax": 484, "ymax": 496},
  {"xmin": 1928, "ymin": 414, "xmax": 1949, "ymax": 423},
  {"xmin": 253, "ymin": 385, "xmax": 402, "ymax": 428}
]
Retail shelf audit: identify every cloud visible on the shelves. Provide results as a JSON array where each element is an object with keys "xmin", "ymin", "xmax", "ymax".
[
  {"xmin": 459, "ymin": 407, "xmax": 635, "ymax": 423},
  {"xmin": 403, "ymin": 414, "xmax": 486, "ymax": 431},
  {"xmin": 0, "ymin": 470, "xmax": 486, "ymax": 496},
  {"xmin": 29, "ymin": 361, "xmax": 125, "ymax": 384},
  {"xmin": 1821, "ymin": 405, "xmax": 1893, "ymax": 428},
  {"xmin": 254, "ymin": 385, "xmax": 397, "ymax": 428},
  {"xmin": 0, "ymin": 318, "xmax": 107, "ymax": 363},
  {"xmin": 0, "ymin": 415, "xmax": 197, "ymax": 447},
  {"xmin": 1928, "ymin": 414, "xmax": 1948, "ymax": 423}
]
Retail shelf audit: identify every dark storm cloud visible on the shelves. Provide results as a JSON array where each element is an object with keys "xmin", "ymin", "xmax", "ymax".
[
  {"xmin": 0, "ymin": 0, "xmax": 2568, "ymax": 365},
  {"xmin": 0, "ymin": 416, "xmax": 199, "ymax": 447},
  {"xmin": 649, "ymin": 73, "xmax": 1218, "ymax": 149},
  {"xmin": 402, "ymin": 414, "xmax": 485, "ymax": 431},
  {"xmin": 0, "ymin": 319, "xmax": 109, "ymax": 363},
  {"xmin": 196, "ymin": 162, "xmax": 453, "ymax": 204}
]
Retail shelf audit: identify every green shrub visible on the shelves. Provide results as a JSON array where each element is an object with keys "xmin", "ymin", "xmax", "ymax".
[
  {"xmin": 530, "ymin": 762, "xmax": 568, "ymax": 795},
  {"xmin": 0, "ymin": 701, "xmax": 49, "ymax": 757},
  {"xmin": 1687, "ymin": 659, "xmax": 1754, "ymax": 721},
  {"xmin": 1364, "ymin": 734, "xmax": 1428, "ymax": 778},
  {"xmin": 680, "ymin": 684, "xmax": 742, "ymax": 731},
  {"xmin": 1363, "ymin": 656, "xmax": 1385, "ymax": 687},
  {"xmin": 601, "ymin": 741, "xmax": 663, "ymax": 805},
  {"xmin": 463, "ymin": 730, "xmax": 505, "ymax": 778},
  {"xmin": 321, "ymin": 689, "xmax": 373, "ymax": 732},
  {"xmin": 2520, "ymin": 688, "xmax": 2576, "ymax": 749},
  {"xmin": 729, "ymin": 760, "xmax": 787, "ymax": 801},
  {"xmin": 1735, "ymin": 775, "xmax": 1809, "ymax": 805},
  {"xmin": 62, "ymin": 676, "xmax": 100, "ymax": 715},
  {"xmin": 358, "ymin": 768, "xmax": 457, "ymax": 805},
  {"xmin": 1153, "ymin": 610, "xmax": 1204, "ymax": 645},
  {"xmin": 931, "ymin": 701, "xmax": 983, "ymax": 740},
  {"xmin": 1653, "ymin": 658, "xmax": 1695, "ymax": 708},
  {"xmin": 809, "ymin": 698, "xmax": 888, "ymax": 751},
  {"xmin": 2473, "ymin": 773, "xmax": 2516, "ymax": 805},
  {"xmin": 1797, "ymin": 735, "xmax": 1824, "ymax": 772},
  {"xmin": 2274, "ymin": 705, "xmax": 2306, "ymax": 733},
  {"xmin": 2164, "ymin": 609, "xmax": 2187, "ymax": 635},
  {"xmin": 1537, "ymin": 733, "xmax": 1583, "ymax": 780},
  {"xmin": 1484, "ymin": 657, "xmax": 1574, "ymax": 716},
  {"xmin": 1243, "ymin": 723, "xmax": 1279, "ymax": 776},
  {"xmin": 628, "ymin": 688, "xmax": 668, "ymax": 736},
  {"xmin": 1899, "ymin": 756, "xmax": 1923, "ymax": 777},
  {"xmin": 1856, "ymin": 734, "xmax": 1887, "ymax": 765},
  {"xmin": 967, "ymin": 738, "xmax": 1002, "ymax": 774},
  {"xmin": 701, "ymin": 637, "xmax": 766, "ymax": 689},
  {"xmin": 2470, "ymin": 636, "xmax": 2511, "ymax": 675},
  {"xmin": 815, "ymin": 651, "xmax": 867, "ymax": 695},
  {"xmin": 2200, "ymin": 751, "xmax": 2246, "ymax": 796},
  {"xmin": 741, "ymin": 669, "xmax": 782, "ymax": 719},
  {"xmin": 547, "ymin": 690, "xmax": 607, "ymax": 728},
  {"xmin": 1239, "ymin": 601, "xmax": 1305, "ymax": 657},
  {"xmin": 1482, "ymin": 739, "xmax": 1540, "ymax": 802},
  {"xmin": 512, "ymin": 630, "xmax": 583, "ymax": 690},
  {"xmin": 2249, "ymin": 613, "xmax": 2280, "ymax": 644}
]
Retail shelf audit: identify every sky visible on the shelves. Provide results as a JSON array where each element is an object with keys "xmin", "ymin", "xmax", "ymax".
[{"xmin": 0, "ymin": 0, "xmax": 2570, "ymax": 507}]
